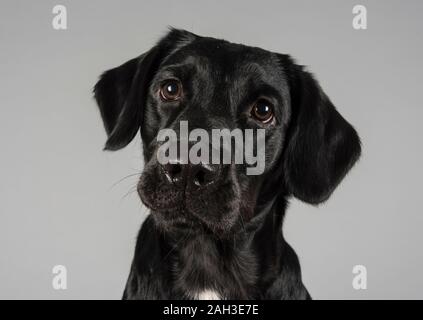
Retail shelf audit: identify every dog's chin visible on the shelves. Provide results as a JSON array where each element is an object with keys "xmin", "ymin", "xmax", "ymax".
[
  {"xmin": 142, "ymin": 202, "xmax": 239, "ymax": 237},
  {"xmin": 150, "ymin": 209, "xmax": 194, "ymax": 233}
]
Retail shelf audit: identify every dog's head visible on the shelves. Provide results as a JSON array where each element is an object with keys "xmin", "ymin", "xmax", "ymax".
[{"xmin": 94, "ymin": 29, "xmax": 361, "ymax": 235}]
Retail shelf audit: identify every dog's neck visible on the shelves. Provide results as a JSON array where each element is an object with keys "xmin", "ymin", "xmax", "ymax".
[
  {"xmin": 160, "ymin": 196, "xmax": 301, "ymax": 299},
  {"xmin": 124, "ymin": 195, "xmax": 309, "ymax": 300}
]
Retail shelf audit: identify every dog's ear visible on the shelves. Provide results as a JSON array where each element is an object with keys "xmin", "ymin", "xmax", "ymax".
[
  {"xmin": 282, "ymin": 56, "xmax": 361, "ymax": 204},
  {"xmin": 93, "ymin": 47, "xmax": 161, "ymax": 151},
  {"xmin": 93, "ymin": 28, "xmax": 197, "ymax": 151}
]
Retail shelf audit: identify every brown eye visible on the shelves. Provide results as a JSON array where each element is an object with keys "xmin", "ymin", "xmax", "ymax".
[
  {"xmin": 251, "ymin": 99, "xmax": 274, "ymax": 123},
  {"xmin": 160, "ymin": 80, "xmax": 182, "ymax": 101}
]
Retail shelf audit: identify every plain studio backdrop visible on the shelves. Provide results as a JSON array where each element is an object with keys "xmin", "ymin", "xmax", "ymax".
[{"xmin": 0, "ymin": 0, "xmax": 422, "ymax": 299}]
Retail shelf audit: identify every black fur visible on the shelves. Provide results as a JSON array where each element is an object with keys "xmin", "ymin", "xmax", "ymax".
[{"xmin": 94, "ymin": 28, "xmax": 361, "ymax": 300}]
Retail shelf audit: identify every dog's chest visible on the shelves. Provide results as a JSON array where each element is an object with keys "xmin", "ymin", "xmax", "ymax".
[
  {"xmin": 171, "ymin": 236, "xmax": 256, "ymax": 299},
  {"xmin": 196, "ymin": 289, "xmax": 221, "ymax": 300}
]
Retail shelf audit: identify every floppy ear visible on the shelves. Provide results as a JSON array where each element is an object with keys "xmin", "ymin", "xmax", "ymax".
[
  {"xmin": 283, "ymin": 59, "xmax": 361, "ymax": 204},
  {"xmin": 93, "ymin": 28, "xmax": 198, "ymax": 151},
  {"xmin": 93, "ymin": 47, "xmax": 160, "ymax": 151}
]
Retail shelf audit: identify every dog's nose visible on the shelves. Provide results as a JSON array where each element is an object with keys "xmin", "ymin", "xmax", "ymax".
[
  {"xmin": 162, "ymin": 162, "xmax": 220, "ymax": 188},
  {"xmin": 163, "ymin": 161, "xmax": 185, "ymax": 184},
  {"xmin": 191, "ymin": 163, "xmax": 218, "ymax": 187}
]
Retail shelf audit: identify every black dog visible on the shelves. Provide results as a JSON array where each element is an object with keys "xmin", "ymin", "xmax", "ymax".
[{"xmin": 94, "ymin": 29, "xmax": 361, "ymax": 300}]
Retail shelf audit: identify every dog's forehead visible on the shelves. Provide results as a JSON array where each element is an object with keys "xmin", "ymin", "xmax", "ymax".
[{"xmin": 161, "ymin": 38, "xmax": 281, "ymax": 80}]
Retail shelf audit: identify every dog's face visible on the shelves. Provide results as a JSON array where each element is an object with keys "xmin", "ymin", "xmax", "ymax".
[{"xmin": 94, "ymin": 29, "xmax": 361, "ymax": 236}]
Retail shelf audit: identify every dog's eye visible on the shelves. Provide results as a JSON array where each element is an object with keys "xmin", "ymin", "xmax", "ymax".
[
  {"xmin": 160, "ymin": 80, "xmax": 182, "ymax": 101},
  {"xmin": 251, "ymin": 99, "xmax": 274, "ymax": 124}
]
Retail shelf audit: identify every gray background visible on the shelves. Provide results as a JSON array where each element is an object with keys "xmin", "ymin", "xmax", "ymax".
[{"xmin": 0, "ymin": 0, "xmax": 422, "ymax": 299}]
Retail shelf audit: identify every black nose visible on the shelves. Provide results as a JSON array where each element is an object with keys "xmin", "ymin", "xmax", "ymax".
[
  {"xmin": 162, "ymin": 161, "xmax": 219, "ymax": 188},
  {"xmin": 191, "ymin": 163, "xmax": 218, "ymax": 187},
  {"xmin": 163, "ymin": 161, "xmax": 184, "ymax": 184}
]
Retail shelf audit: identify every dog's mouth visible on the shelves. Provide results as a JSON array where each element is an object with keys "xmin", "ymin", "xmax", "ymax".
[
  {"xmin": 138, "ymin": 192, "xmax": 240, "ymax": 235},
  {"xmin": 137, "ymin": 166, "xmax": 241, "ymax": 234}
]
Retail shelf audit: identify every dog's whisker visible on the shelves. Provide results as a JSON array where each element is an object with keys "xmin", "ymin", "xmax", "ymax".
[
  {"xmin": 110, "ymin": 172, "xmax": 141, "ymax": 189},
  {"xmin": 120, "ymin": 185, "xmax": 138, "ymax": 202}
]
